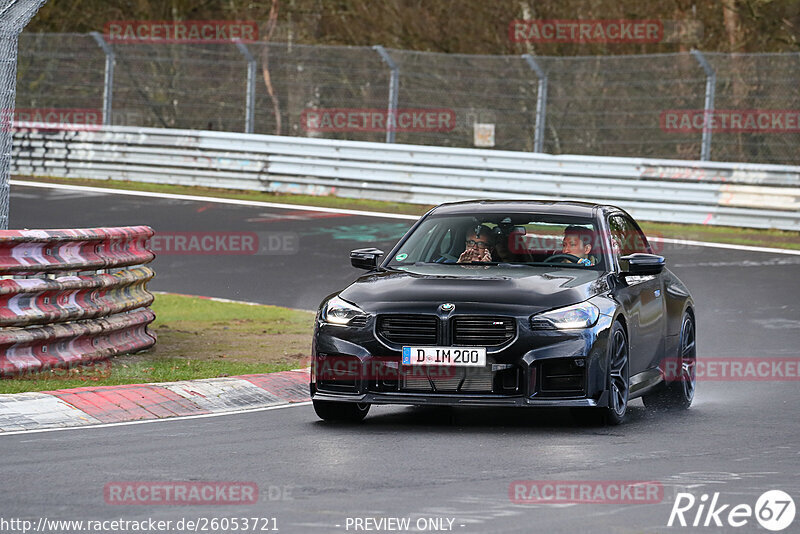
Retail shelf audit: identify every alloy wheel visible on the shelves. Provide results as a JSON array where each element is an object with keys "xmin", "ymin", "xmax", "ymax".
[
  {"xmin": 679, "ymin": 315, "xmax": 697, "ymax": 402},
  {"xmin": 609, "ymin": 328, "xmax": 629, "ymax": 418}
]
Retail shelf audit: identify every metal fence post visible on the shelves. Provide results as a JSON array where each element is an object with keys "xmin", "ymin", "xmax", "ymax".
[
  {"xmin": 690, "ymin": 49, "xmax": 716, "ymax": 161},
  {"xmin": 89, "ymin": 31, "xmax": 114, "ymax": 126},
  {"xmin": 234, "ymin": 41, "xmax": 256, "ymax": 134},
  {"xmin": 373, "ymin": 45, "xmax": 399, "ymax": 143},
  {"xmin": 0, "ymin": 0, "xmax": 47, "ymax": 230},
  {"xmin": 522, "ymin": 54, "xmax": 548, "ymax": 153}
]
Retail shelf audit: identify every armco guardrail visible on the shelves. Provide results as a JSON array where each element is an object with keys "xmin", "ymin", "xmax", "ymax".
[
  {"xmin": 0, "ymin": 226, "xmax": 156, "ymax": 377},
  {"xmin": 11, "ymin": 126, "xmax": 800, "ymax": 230}
]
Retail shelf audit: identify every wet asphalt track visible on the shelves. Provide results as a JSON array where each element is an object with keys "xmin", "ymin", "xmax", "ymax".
[{"xmin": 2, "ymin": 182, "xmax": 799, "ymax": 534}]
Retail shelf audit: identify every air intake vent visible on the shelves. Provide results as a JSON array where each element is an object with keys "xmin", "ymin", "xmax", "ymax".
[
  {"xmin": 348, "ymin": 315, "xmax": 368, "ymax": 328},
  {"xmin": 539, "ymin": 359, "xmax": 586, "ymax": 396},
  {"xmin": 400, "ymin": 366, "xmax": 494, "ymax": 393},
  {"xmin": 377, "ymin": 314, "xmax": 438, "ymax": 345},
  {"xmin": 453, "ymin": 316, "xmax": 515, "ymax": 346}
]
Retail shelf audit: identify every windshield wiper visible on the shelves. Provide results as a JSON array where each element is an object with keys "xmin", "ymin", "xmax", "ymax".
[
  {"xmin": 463, "ymin": 261, "xmax": 535, "ymax": 267},
  {"xmin": 410, "ymin": 261, "xmax": 526, "ymax": 266}
]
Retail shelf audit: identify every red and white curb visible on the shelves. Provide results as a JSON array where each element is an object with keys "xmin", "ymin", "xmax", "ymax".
[{"xmin": 0, "ymin": 369, "xmax": 310, "ymax": 433}]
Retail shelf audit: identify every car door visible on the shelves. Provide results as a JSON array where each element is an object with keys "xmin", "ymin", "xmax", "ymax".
[{"xmin": 607, "ymin": 213, "xmax": 666, "ymax": 375}]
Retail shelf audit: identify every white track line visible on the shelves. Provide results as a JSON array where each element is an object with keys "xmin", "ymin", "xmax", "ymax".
[
  {"xmin": 11, "ymin": 179, "xmax": 419, "ymax": 220},
  {"xmin": 0, "ymin": 401, "xmax": 311, "ymax": 437},
  {"xmin": 654, "ymin": 238, "xmax": 800, "ymax": 256},
  {"xmin": 12, "ymin": 179, "xmax": 800, "ymax": 256}
]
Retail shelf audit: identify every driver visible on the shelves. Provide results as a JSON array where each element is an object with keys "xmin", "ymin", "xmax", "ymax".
[
  {"xmin": 560, "ymin": 225, "xmax": 596, "ymax": 266},
  {"xmin": 457, "ymin": 224, "xmax": 495, "ymax": 263}
]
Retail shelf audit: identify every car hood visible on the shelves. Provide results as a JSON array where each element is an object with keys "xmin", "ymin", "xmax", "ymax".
[{"xmin": 338, "ymin": 264, "xmax": 606, "ymax": 315}]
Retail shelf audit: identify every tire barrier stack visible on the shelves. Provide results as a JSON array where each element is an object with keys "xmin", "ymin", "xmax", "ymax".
[{"xmin": 0, "ymin": 226, "xmax": 156, "ymax": 377}]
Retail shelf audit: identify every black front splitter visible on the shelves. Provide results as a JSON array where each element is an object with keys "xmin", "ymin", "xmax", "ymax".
[{"xmin": 312, "ymin": 390, "xmax": 608, "ymax": 408}]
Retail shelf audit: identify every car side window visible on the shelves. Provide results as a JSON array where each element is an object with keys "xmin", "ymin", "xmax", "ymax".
[
  {"xmin": 438, "ymin": 228, "xmax": 453, "ymax": 255},
  {"xmin": 404, "ymin": 223, "xmax": 439, "ymax": 263},
  {"xmin": 419, "ymin": 223, "xmax": 456, "ymax": 262},
  {"xmin": 608, "ymin": 214, "xmax": 650, "ymax": 262}
]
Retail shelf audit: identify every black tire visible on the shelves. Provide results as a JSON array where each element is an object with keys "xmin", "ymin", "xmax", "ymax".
[
  {"xmin": 603, "ymin": 321, "xmax": 630, "ymax": 425},
  {"xmin": 312, "ymin": 399, "xmax": 370, "ymax": 422},
  {"xmin": 643, "ymin": 312, "xmax": 696, "ymax": 411},
  {"xmin": 571, "ymin": 320, "xmax": 629, "ymax": 426}
]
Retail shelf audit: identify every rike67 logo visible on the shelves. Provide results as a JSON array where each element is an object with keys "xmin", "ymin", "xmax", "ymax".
[{"xmin": 668, "ymin": 490, "xmax": 795, "ymax": 531}]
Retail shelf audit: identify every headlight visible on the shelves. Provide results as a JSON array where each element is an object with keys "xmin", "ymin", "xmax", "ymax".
[
  {"xmin": 531, "ymin": 301, "xmax": 600, "ymax": 329},
  {"xmin": 320, "ymin": 295, "xmax": 366, "ymax": 326}
]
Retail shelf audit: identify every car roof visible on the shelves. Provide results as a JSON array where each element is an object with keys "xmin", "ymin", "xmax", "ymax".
[{"xmin": 428, "ymin": 199, "xmax": 617, "ymax": 218}]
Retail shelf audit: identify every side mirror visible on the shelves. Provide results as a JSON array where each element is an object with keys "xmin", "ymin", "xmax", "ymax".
[
  {"xmin": 619, "ymin": 253, "xmax": 665, "ymax": 275},
  {"xmin": 350, "ymin": 248, "xmax": 384, "ymax": 270}
]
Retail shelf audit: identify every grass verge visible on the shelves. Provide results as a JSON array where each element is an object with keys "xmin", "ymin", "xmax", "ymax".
[
  {"xmin": 0, "ymin": 293, "xmax": 314, "ymax": 394},
  {"xmin": 15, "ymin": 175, "xmax": 800, "ymax": 250}
]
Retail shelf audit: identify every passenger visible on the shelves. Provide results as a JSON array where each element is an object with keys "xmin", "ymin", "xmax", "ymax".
[
  {"xmin": 561, "ymin": 225, "xmax": 597, "ymax": 266},
  {"xmin": 493, "ymin": 233, "xmax": 514, "ymax": 262},
  {"xmin": 493, "ymin": 226, "xmax": 526, "ymax": 263},
  {"xmin": 457, "ymin": 224, "xmax": 495, "ymax": 263}
]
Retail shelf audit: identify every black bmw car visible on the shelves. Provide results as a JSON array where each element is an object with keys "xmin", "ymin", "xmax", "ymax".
[{"xmin": 310, "ymin": 200, "xmax": 696, "ymax": 425}]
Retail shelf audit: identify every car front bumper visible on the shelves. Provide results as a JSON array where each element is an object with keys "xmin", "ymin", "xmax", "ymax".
[{"xmin": 310, "ymin": 310, "xmax": 616, "ymax": 409}]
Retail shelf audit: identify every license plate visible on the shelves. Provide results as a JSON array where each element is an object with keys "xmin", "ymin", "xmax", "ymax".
[{"xmin": 402, "ymin": 346, "xmax": 486, "ymax": 366}]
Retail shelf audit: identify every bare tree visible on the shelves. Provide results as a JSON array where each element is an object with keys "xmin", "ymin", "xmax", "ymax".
[
  {"xmin": 722, "ymin": 0, "xmax": 742, "ymax": 50},
  {"xmin": 261, "ymin": 0, "xmax": 281, "ymax": 135}
]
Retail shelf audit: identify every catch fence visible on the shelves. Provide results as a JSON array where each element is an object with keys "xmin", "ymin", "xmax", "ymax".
[{"xmin": 15, "ymin": 33, "xmax": 800, "ymax": 165}]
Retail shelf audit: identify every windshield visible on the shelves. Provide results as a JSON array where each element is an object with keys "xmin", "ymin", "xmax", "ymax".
[{"xmin": 386, "ymin": 212, "xmax": 608, "ymax": 271}]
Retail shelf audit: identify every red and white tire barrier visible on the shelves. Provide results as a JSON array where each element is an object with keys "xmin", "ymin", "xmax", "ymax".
[
  {"xmin": 0, "ymin": 227, "xmax": 156, "ymax": 377},
  {"xmin": 0, "ymin": 308, "xmax": 156, "ymax": 375},
  {"xmin": 0, "ymin": 266, "xmax": 154, "ymax": 327},
  {"xmin": 0, "ymin": 226, "xmax": 154, "ymax": 274}
]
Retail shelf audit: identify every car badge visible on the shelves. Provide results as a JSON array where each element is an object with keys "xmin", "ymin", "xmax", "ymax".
[{"xmin": 439, "ymin": 303, "xmax": 455, "ymax": 313}]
